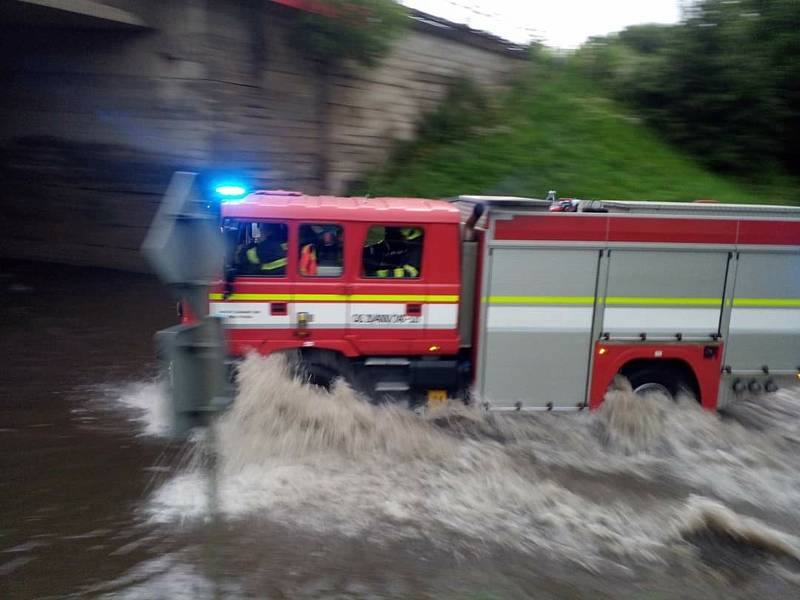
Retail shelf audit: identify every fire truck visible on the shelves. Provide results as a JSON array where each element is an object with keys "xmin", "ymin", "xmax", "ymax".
[{"xmin": 145, "ymin": 173, "xmax": 800, "ymax": 431}]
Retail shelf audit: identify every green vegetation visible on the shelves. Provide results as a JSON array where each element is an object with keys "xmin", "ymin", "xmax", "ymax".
[
  {"xmin": 355, "ymin": 65, "xmax": 799, "ymax": 205},
  {"xmin": 290, "ymin": 0, "xmax": 407, "ymax": 67},
  {"xmin": 574, "ymin": 0, "xmax": 800, "ymax": 175},
  {"xmin": 354, "ymin": 0, "xmax": 800, "ymax": 205}
]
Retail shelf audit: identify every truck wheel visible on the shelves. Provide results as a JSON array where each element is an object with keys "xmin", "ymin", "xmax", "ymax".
[
  {"xmin": 302, "ymin": 362, "xmax": 343, "ymax": 391},
  {"xmin": 621, "ymin": 364, "xmax": 697, "ymax": 401},
  {"xmin": 632, "ymin": 379, "xmax": 672, "ymax": 398},
  {"xmin": 295, "ymin": 350, "xmax": 354, "ymax": 392}
]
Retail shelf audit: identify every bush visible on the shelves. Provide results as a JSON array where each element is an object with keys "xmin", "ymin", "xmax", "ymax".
[
  {"xmin": 571, "ymin": 0, "xmax": 800, "ymax": 175},
  {"xmin": 290, "ymin": 0, "xmax": 407, "ymax": 67},
  {"xmin": 348, "ymin": 76, "xmax": 494, "ymax": 195}
]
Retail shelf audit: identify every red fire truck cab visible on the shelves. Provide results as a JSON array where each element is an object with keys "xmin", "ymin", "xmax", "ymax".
[{"xmin": 209, "ymin": 191, "xmax": 472, "ymax": 402}]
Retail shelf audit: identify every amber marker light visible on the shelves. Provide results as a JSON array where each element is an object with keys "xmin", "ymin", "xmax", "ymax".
[
  {"xmin": 428, "ymin": 345, "xmax": 440, "ymax": 352},
  {"xmin": 598, "ymin": 347, "xmax": 608, "ymax": 356}
]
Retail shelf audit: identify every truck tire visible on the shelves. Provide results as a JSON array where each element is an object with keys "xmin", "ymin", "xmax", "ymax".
[
  {"xmin": 301, "ymin": 362, "xmax": 343, "ymax": 390},
  {"xmin": 295, "ymin": 350, "xmax": 354, "ymax": 392},
  {"xmin": 621, "ymin": 363, "xmax": 698, "ymax": 401}
]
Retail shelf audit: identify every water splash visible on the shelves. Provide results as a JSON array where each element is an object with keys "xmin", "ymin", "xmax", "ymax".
[
  {"xmin": 82, "ymin": 554, "xmax": 241, "ymax": 600},
  {"xmin": 593, "ymin": 375, "xmax": 671, "ymax": 454},
  {"xmin": 134, "ymin": 354, "xmax": 800, "ymax": 572},
  {"xmin": 114, "ymin": 379, "xmax": 171, "ymax": 437},
  {"xmin": 676, "ymin": 495, "xmax": 800, "ymax": 580},
  {"xmin": 677, "ymin": 495, "xmax": 800, "ymax": 561}
]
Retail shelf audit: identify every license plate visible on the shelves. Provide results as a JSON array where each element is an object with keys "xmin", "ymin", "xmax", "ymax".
[{"xmin": 427, "ymin": 389, "xmax": 448, "ymax": 407}]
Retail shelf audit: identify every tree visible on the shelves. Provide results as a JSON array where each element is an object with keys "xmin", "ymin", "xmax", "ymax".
[
  {"xmin": 573, "ymin": 0, "xmax": 800, "ymax": 175},
  {"xmin": 291, "ymin": 0, "xmax": 407, "ymax": 68}
]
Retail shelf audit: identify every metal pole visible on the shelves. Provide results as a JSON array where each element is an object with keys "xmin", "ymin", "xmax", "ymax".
[{"xmin": 204, "ymin": 419, "xmax": 222, "ymax": 600}]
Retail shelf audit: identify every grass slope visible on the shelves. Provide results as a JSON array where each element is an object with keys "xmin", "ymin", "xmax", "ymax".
[{"xmin": 358, "ymin": 69, "xmax": 799, "ymax": 205}]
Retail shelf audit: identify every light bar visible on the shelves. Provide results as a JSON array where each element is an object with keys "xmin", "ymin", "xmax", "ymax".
[{"xmin": 214, "ymin": 184, "xmax": 247, "ymax": 198}]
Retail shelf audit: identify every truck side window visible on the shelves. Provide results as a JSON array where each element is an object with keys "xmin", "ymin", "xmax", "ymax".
[
  {"xmin": 234, "ymin": 222, "xmax": 288, "ymax": 277},
  {"xmin": 298, "ymin": 224, "xmax": 343, "ymax": 277},
  {"xmin": 362, "ymin": 225, "xmax": 423, "ymax": 278}
]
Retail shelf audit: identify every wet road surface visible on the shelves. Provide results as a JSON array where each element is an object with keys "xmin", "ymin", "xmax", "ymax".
[{"xmin": 2, "ymin": 259, "xmax": 800, "ymax": 599}]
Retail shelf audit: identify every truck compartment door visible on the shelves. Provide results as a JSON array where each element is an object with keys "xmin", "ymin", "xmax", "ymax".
[
  {"xmin": 480, "ymin": 248, "xmax": 600, "ymax": 409},
  {"xmin": 726, "ymin": 252, "xmax": 800, "ymax": 371},
  {"xmin": 602, "ymin": 250, "xmax": 729, "ymax": 341}
]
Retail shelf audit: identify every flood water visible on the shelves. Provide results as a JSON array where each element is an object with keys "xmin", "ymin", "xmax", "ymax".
[{"xmin": 2, "ymin": 259, "xmax": 800, "ymax": 599}]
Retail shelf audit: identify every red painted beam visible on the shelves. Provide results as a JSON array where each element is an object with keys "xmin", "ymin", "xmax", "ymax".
[
  {"xmin": 494, "ymin": 214, "xmax": 800, "ymax": 246},
  {"xmin": 269, "ymin": 0, "xmax": 338, "ymax": 18}
]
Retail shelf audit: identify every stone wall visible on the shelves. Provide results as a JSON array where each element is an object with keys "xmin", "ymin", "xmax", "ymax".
[
  {"xmin": 326, "ymin": 20, "xmax": 524, "ymax": 193},
  {"xmin": 0, "ymin": 0, "xmax": 527, "ymax": 271}
]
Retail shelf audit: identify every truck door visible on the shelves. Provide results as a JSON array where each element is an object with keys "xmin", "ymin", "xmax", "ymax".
[
  {"xmin": 209, "ymin": 220, "xmax": 295, "ymax": 355},
  {"xmin": 347, "ymin": 224, "xmax": 428, "ymax": 355},
  {"xmin": 726, "ymin": 251, "xmax": 800, "ymax": 371},
  {"xmin": 292, "ymin": 223, "xmax": 349, "ymax": 347},
  {"xmin": 480, "ymin": 247, "xmax": 601, "ymax": 409}
]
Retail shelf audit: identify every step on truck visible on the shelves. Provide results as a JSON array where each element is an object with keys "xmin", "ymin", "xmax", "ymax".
[{"xmin": 146, "ymin": 174, "xmax": 800, "ymax": 433}]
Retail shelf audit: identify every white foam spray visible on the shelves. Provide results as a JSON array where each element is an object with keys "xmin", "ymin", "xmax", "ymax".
[
  {"xmin": 128, "ymin": 354, "xmax": 800, "ymax": 570},
  {"xmin": 115, "ymin": 380, "xmax": 172, "ymax": 437}
]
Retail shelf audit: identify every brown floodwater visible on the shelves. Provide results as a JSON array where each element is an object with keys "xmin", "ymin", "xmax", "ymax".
[{"xmin": 2, "ymin": 259, "xmax": 800, "ymax": 599}]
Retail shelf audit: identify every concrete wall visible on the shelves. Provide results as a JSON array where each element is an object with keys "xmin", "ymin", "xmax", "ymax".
[
  {"xmin": 326, "ymin": 25, "xmax": 523, "ymax": 193},
  {"xmin": 0, "ymin": 0, "xmax": 526, "ymax": 271}
]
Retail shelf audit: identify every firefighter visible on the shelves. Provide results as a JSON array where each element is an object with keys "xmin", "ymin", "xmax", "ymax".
[
  {"xmin": 317, "ymin": 229, "xmax": 341, "ymax": 267},
  {"xmin": 299, "ymin": 242, "xmax": 317, "ymax": 276},
  {"xmin": 364, "ymin": 227, "xmax": 422, "ymax": 278},
  {"xmin": 241, "ymin": 223, "xmax": 287, "ymax": 275}
]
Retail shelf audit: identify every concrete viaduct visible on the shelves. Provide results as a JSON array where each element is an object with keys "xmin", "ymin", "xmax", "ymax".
[{"xmin": 0, "ymin": 0, "xmax": 526, "ymax": 270}]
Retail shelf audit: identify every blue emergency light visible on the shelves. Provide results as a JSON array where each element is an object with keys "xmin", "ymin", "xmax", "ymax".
[{"xmin": 214, "ymin": 183, "xmax": 248, "ymax": 199}]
